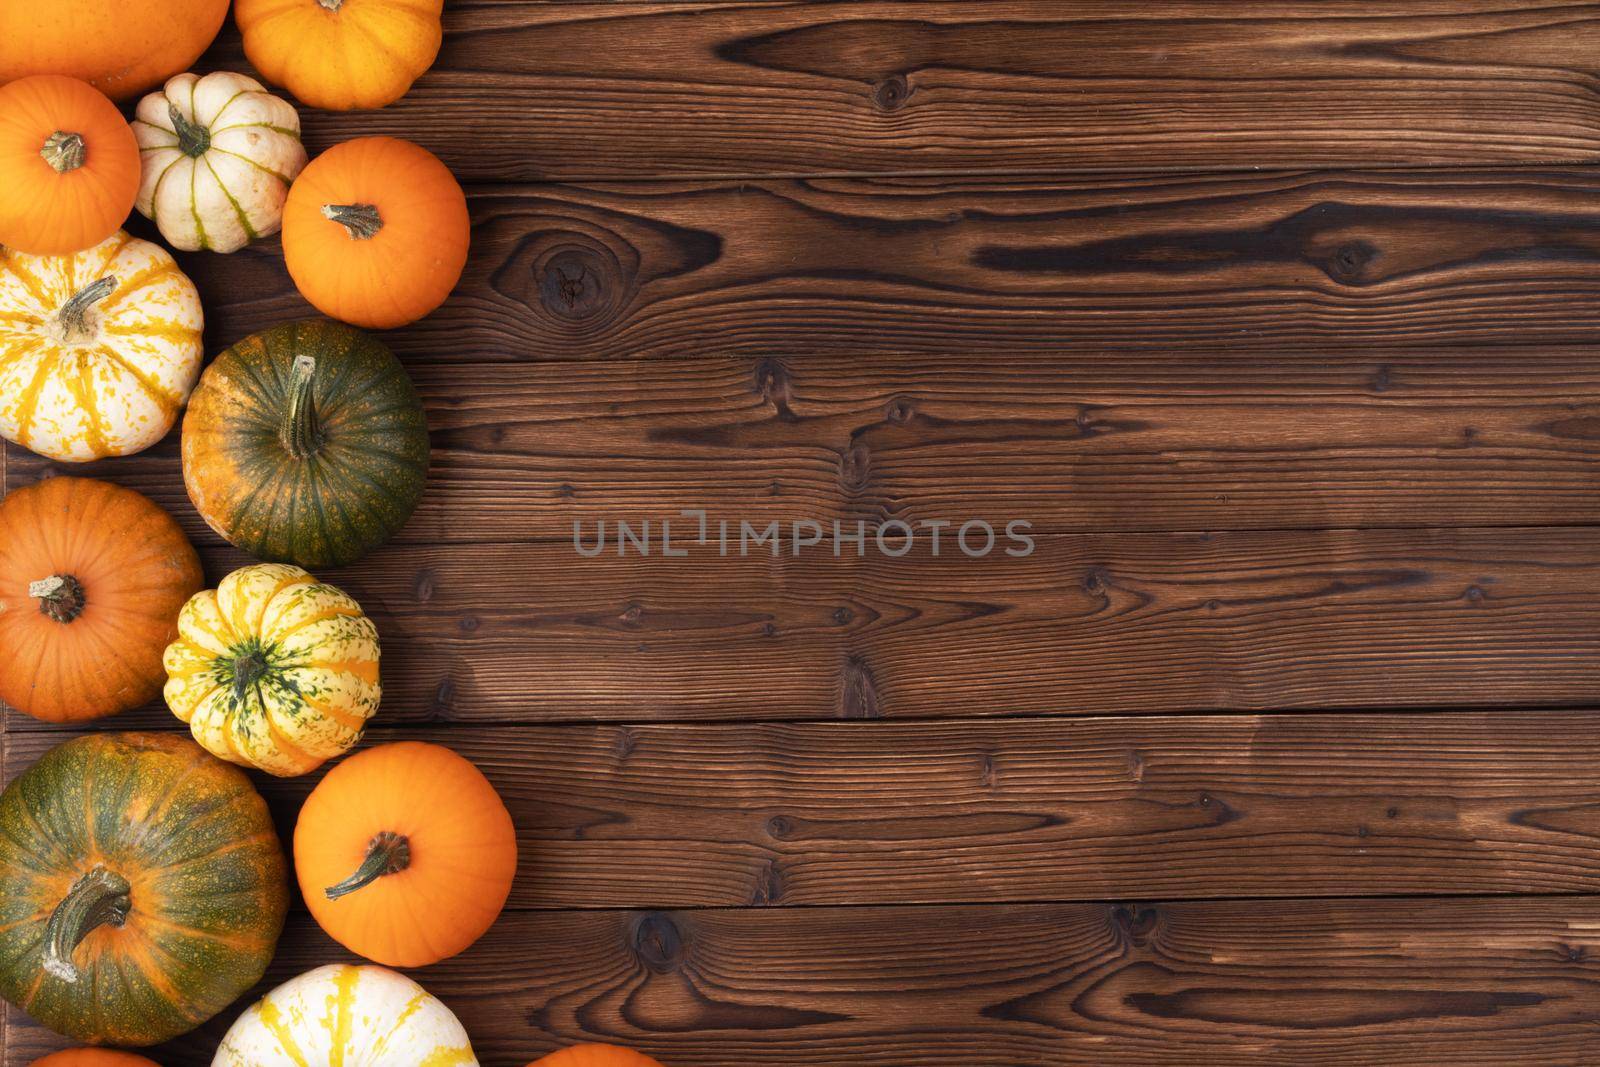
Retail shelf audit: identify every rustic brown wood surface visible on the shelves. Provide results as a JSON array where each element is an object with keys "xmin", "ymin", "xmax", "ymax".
[{"xmin": 6, "ymin": 1, "xmax": 1600, "ymax": 1064}]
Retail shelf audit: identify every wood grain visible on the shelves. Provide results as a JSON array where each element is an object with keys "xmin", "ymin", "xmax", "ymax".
[
  {"xmin": 10, "ymin": 713, "xmax": 1600, "ymax": 906},
  {"xmin": 201, "ymin": 1, "xmax": 1600, "ymax": 179},
  {"xmin": 10, "ymin": 527, "xmax": 1600, "ymax": 730},
  {"xmin": 12, "ymin": 344, "xmax": 1600, "ymax": 542},
  {"xmin": 10, "ymin": 898, "xmax": 1600, "ymax": 1066},
  {"xmin": 92, "ymin": 170, "xmax": 1600, "ymax": 357}
]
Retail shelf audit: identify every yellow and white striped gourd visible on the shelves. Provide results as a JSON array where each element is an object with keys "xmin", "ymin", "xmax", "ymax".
[
  {"xmin": 134, "ymin": 71, "xmax": 307, "ymax": 253},
  {"xmin": 163, "ymin": 563, "xmax": 381, "ymax": 777},
  {"xmin": 0, "ymin": 232, "xmax": 203, "ymax": 461},
  {"xmin": 213, "ymin": 964, "xmax": 477, "ymax": 1066}
]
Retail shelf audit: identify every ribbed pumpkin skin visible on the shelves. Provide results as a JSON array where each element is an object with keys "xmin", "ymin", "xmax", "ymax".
[
  {"xmin": 0, "ymin": 477, "xmax": 203, "ymax": 722},
  {"xmin": 215, "ymin": 964, "xmax": 476, "ymax": 1065},
  {"xmin": 181, "ymin": 319, "xmax": 429, "ymax": 567},
  {"xmin": 527, "ymin": 1046, "xmax": 669, "ymax": 1067},
  {"xmin": 0, "ymin": 0, "xmax": 229, "ymax": 101},
  {"xmin": 0, "ymin": 733, "xmax": 287, "ymax": 1046}
]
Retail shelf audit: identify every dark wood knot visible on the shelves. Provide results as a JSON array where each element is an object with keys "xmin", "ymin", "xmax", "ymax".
[
  {"xmin": 632, "ymin": 913, "xmax": 686, "ymax": 973},
  {"xmin": 540, "ymin": 247, "xmax": 612, "ymax": 321},
  {"xmin": 840, "ymin": 444, "xmax": 871, "ymax": 490},
  {"xmin": 873, "ymin": 74, "xmax": 911, "ymax": 110},
  {"xmin": 1113, "ymin": 905, "xmax": 1160, "ymax": 947},
  {"xmin": 1326, "ymin": 241, "xmax": 1376, "ymax": 284}
]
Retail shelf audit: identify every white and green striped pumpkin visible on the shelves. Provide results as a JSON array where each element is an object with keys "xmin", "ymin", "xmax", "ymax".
[
  {"xmin": 133, "ymin": 71, "xmax": 307, "ymax": 253},
  {"xmin": 213, "ymin": 964, "xmax": 477, "ymax": 1066}
]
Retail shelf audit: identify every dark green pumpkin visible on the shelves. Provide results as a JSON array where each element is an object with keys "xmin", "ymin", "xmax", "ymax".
[
  {"xmin": 182, "ymin": 318, "xmax": 430, "ymax": 567},
  {"xmin": 0, "ymin": 733, "xmax": 287, "ymax": 1046}
]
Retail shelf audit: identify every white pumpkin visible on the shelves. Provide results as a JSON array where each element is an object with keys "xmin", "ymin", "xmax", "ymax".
[
  {"xmin": 0, "ymin": 231, "xmax": 203, "ymax": 461},
  {"xmin": 213, "ymin": 964, "xmax": 478, "ymax": 1066},
  {"xmin": 134, "ymin": 71, "xmax": 308, "ymax": 253}
]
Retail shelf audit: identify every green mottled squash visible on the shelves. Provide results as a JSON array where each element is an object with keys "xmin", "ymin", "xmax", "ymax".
[
  {"xmin": 181, "ymin": 318, "xmax": 429, "ymax": 567},
  {"xmin": 0, "ymin": 733, "xmax": 287, "ymax": 1046}
]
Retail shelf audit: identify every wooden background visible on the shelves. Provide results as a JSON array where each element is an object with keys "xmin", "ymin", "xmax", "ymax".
[{"xmin": 7, "ymin": 0, "xmax": 1600, "ymax": 1062}]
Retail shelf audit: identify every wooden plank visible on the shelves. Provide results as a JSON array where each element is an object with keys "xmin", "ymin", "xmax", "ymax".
[
  {"xmin": 12, "ymin": 345, "xmax": 1600, "ymax": 543},
  {"xmin": 199, "ymin": 1, "xmax": 1600, "ymax": 180},
  {"xmin": 98, "ymin": 170, "xmax": 1600, "ymax": 358},
  {"xmin": 10, "ymin": 712, "xmax": 1600, "ymax": 906},
  {"xmin": 10, "ymin": 527, "xmax": 1600, "ymax": 730},
  {"xmin": 10, "ymin": 898, "xmax": 1600, "ymax": 1065}
]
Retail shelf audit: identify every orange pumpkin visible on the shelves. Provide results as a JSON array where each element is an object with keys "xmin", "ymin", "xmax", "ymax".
[
  {"xmin": 0, "ymin": 0, "xmax": 229, "ymax": 101},
  {"xmin": 0, "ymin": 477, "xmax": 202, "ymax": 722},
  {"xmin": 294, "ymin": 742, "xmax": 516, "ymax": 968},
  {"xmin": 235, "ymin": 0, "xmax": 444, "ymax": 111},
  {"xmin": 527, "ymin": 1047, "xmax": 668, "ymax": 1067},
  {"xmin": 32, "ymin": 1050, "xmax": 162, "ymax": 1066},
  {"xmin": 0, "ymin": 76, "xmax": 140, "ymax": 255},
  {"xmin": 281, "ymin": 137, "xmax": 469, "ymax": 329}
]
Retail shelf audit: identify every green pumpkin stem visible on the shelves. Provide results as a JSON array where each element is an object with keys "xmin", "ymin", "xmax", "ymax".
[
  {"xmin": 40, "ymin": 131, "xmax": 86, "ymax": 173},
  {"xmin": 29, "ymin": 575, "xmax": 86, "ymax": 623},
  {"xmin": 43, "ymin": 866, "xmax": 132, "ymax": 983},
  {"xmin": 322, "ymin": 203, "xmax": 383, "ymax": 240},
  {"xmin": 231, "ymin": 648, "xmax": 271, "ymax": 703},
  {"xmin": 325, "ymin": 831, "xmax": 412, "ymax": 900},
  {"xmin": 57, "ymin": 276, "xmax": 117, "ymax": 343},
  {"xmin": 283, "ymin": 355, "xmax": 325, "ymax": 459},
  {"xmin": 168, "ymin": 104, "xmax": 211, "ymax": 158}
]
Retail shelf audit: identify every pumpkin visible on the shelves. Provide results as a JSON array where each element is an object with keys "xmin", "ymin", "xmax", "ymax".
[
  {"xmin": 295, "ymin": 742, "xmax": 517, "ymax": 968},
  {"xmin": 181, "ymin": 319, "xmax": 430, "ymax": 566},
  {"xmin": 234, "ymin": 0, "xmax": 444, "ymax": 111},
  {"xmin": 282, "ymin": 137, "xmax": 469, "ymax": 329},
  {"xmin": 133, "ymin": 72, "xmax": 308, "ymax": 253},
  {"xmin": 0, "ymin": 733, "xmax": 287, "ymax": 1046},
  {"xmin": 0, "ymin": 477, "xmax": 203, "ymax": 722},
  {"xmin": 163, "ymin": 562, "xmax": 382, "ymax": 776},
  {"xmin": 32, "ymin": 1051, "xmax": 162, "ymax": 1067},
  {"xmin": 0, "ymin": 231, "xmax": 204, "ymax": 461},
  {"xmin": 527, "ymin": 1048, "xmax": 668, "ymax": 1067},
  {"xmin": 0, "ymin": 0, "xmax": 229, "ymax": 101},
  {"xmin": 214, "ymin": 964, "xmax": 476, "ymax": 1066},
  {"xmin": 0, "ymin": 76, "xmax": 139, "ymax": 256}
]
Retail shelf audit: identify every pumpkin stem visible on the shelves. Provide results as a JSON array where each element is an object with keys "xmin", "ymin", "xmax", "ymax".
[
  {"xmin": 43, "ymin": 866, "xmax": 132, "ymax": 983},
  {"xmin": 282, "ymin": 355, "xmax": 325, "ymax": 460},
  {"xmin": 40, "ymin": 131, "xmax": 86, "ymax": 173},
  {"xmin": 29, "ymin": 575, "xmax": 86, "ymax": 624},
  {"xmin": 318, "ymin": 0, "xmax": 345, "ymax": 9},
  {"xmin": 325, "ymin": 831, "xmax": 412, "ymax": 900},
  {"xmin": 168, "ymin": 104, "xmax": 211, "ymax": 158},
  {"xmin": 57, "ymin": 276, "xmax": 117, "ymax": 343},
  {"xmin": 231, "ymin": 648, "xmax": 271, "ymax": 704},
  {"xmin": 322, "ymin": 203, "xmax": 383, "ymax": 240}
]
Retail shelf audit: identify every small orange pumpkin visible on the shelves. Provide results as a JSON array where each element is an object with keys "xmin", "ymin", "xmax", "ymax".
[
  {"xmin": 0, "ymin": 0, "xmax": 229, "ymax": 101},
  {"xmin": 282, "ymin": 137, "xmax": 469, "ymax": 328},
  {"xmin": 0, "ymin": 76, "xmax": 140, "ymax": 255},
  {"xmin": 527, "ymin": 1047, "xmax": 668, "ymax": 1067},
  {"xmin": 32, "ymin": 1050, "xmax": 162, "ymax": 1066},
  {"xmin": 0, "ymin": 477, "xmax": 203, "ymax": 722},
  {"xmin": 235, "ymin": 0, "xmax": 444, "ymax": 111},
  {"xmin": 294, "ymin": 742, "xmax": 516, "ymax": 968}
]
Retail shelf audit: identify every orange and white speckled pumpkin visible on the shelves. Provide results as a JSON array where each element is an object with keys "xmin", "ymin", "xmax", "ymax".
[
  {"xmin": 214, "ymin": 965, "xmax": 476, "ymax": 1066},
  {"xmin": 0, "ymin": 231, "xmax": 202, "ymax": 461}
]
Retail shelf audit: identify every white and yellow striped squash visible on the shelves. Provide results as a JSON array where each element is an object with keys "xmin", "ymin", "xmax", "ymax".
[
  {"xmin": 134, "ymin": 71, "xmax": 308, "ymax": 253},
  {"xmin": 163, "ymin": 563, "xmax": 381, "ymax": 777},
  {"xmin": 0, "ymin": 232, "xmax": 203, "ymax": 461},
  {"xmin": 213, "ymin": 964, "xmax": 477, "ymax": 1066}
]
